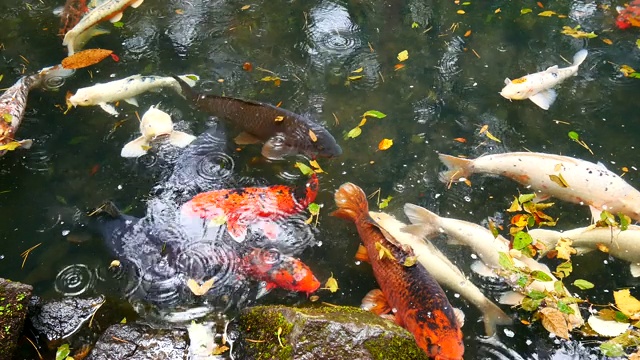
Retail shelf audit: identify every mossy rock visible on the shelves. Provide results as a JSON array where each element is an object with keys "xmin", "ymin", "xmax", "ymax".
[
  {"xmin": 232, "ymin": 305, "xmax": 428, "ymax": 360},
  {"xmin": 0, "ymin": 278, "xmax": 33, "ymax": 360}
]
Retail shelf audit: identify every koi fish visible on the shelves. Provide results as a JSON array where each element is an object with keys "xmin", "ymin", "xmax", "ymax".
[
  {"xmin": 500, "ymin": 49, "xmax": 588, "ymax": 110},
  {"xmin": 62, "ymin": 0, "xmax": 144, "ymax": 54},
  {"xmin": 58, "ymin": 0, "xmax": 89, "ymax": 36},
  {"xmin": 182, "ymin": 174, "xmax": 319, "ymax": 242},
  {"xmin": 616, "ymin": 0, "xmax": 640, "ymax": 29},
  {"xmin": 0, "ymin": 75, "xmax": 40, "ymax": 156},
  {"xmin": 332, "ymin": 183, "xmax": 464, "ymax": 360},
  {"xmin": 121, "ymin": 105, "xmax": 196, "ymax": 158},
  {"xmin": 438, "ymin": 152, "xmax": 640, "ymax": 222},
  {"xmin": 241, "ymin": 248, "xmax": 320, "ymax": 297},
  {"xmin": 530, "ymin": 225, "xmax": 640, "ymax": 277},
  {"xmin": 402, "ymin": 203, "xmax": 584, "ymax": 329},
  {"xmin": 172, "ymin": 75, "xmax": 342, "ymax": 160},
  {"xmin": 368, "ymin": 210, "xmax": 512, "ymax": 336},
  {"xmin": 69, "ymin": 74, "xmax": 199, "ymax": 116}
]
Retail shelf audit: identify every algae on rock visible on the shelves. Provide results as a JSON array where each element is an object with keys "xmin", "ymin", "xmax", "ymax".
[
  {"xmin": 231, "ymin": 305, "xmax": 428, "ymax": 360},
  {"xmin": 0, "ymin": 278, "xmax": 33, "ymax": 360}
]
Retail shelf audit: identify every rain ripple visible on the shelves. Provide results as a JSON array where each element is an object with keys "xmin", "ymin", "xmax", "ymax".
[
  {"xmin": 437, "ymin": 36, "xmax": 465, "ymax": 93},
  {"xmin": 55, "ymin": 264, "xmax": 95, "ymax": 296}
]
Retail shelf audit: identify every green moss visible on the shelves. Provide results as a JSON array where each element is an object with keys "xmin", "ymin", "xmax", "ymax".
[
  {"xmin": 240, "ymin": 306, "xmax": 297, "ymax": 360},
  {"xmin": 363, "ymin": 334, "xmax": 428, "ymax": 360}
]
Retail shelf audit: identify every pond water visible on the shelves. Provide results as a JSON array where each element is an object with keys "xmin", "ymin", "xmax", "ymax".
[{"xmin": 2, "ymin": 0, "xmax": 640, "ymax": 358}]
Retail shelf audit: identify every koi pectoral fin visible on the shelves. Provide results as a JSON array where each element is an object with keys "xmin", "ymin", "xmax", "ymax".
[
  {"xmin": 121, "ymin": 136, "xmax": 150, "ymax": 158},
  {"xmin": 234, "ymin": 131, "xmax": 261, "ymax": 145},
  {"xmin": 354, "ymin": 244, "xmax": 369, "ymax": 263},
  {"xmin": 99, "ymin": 102, "xmax": 119, "ymax": 116},
  {"xmin": 261, "ymin": 136, "xmax": 296, "ymax": 160},
  {"xmin": 528, "ymin": 89, "xmax": 557, "ymax": 110},
  {"xmin": 361, "ymin": 289, "xmax": 391, "ymax": 316}
]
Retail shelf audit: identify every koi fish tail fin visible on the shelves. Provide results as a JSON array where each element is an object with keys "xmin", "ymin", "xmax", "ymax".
[
  {"xmin": 331, "ymin": 183, "xmax": 368, "ymax": 222},
  {"xmin": 401, "ymin": 203, "xmax": 441, "ymax": 239},
  {"xmin": 572, "ymin": 49, "xmax": 588, "ymax": 69},
  {"xmin": 172, "ymin": 75, "xmax": 199, "ymax": 99},
  {"xmin": 480, "ymin": 301, "xmax": 512, "ymax": 336},
  {"xmin": 438, "ymin": 153, "xmax": 473, "ymax": 183}
]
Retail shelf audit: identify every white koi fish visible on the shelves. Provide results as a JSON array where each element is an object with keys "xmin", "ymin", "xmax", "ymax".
[
  {"xmin": 120, "ymin": 105, "xmax": 196, "ymax": 158},
  {"xmin": 438, "ymin": 152, "xmax": 640, "ymax": 222},
  {"xmin": 530, "ymin": 225, "xmax": 640, "ymax": 277},
  {"xmin": 402, "ymin": 203, "xmax": 584, "ymax": 328},
  {"xmin": 62, "ymin": 0, "xmax": 144, "ymax": 54},
  {"xmin": 500, "ymin": 49, "xmax": 588, "ymax": 110},
  {"xmin": 69, "ymin": 74, "xmax": 198, "ymax": 116},
  {"xmin": 368, "ymin": 210, "xmax": 512, "ymax": 336}
]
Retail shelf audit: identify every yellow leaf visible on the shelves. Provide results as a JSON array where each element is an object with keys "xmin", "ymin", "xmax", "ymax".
[
  {"xmin": 549, "ymin": 173, "xmax": 569, "ymax": 188},
  {"xmin": 358, "ymin": 118, "xmax": 367, "ymax": 127},
  {"xmin": 464, "ymin": 30, "xmax": 472, "ymax": 37},
  {"xmin": 187, "ymin": 278, "xmax": 215, "ymax": 296},
  {"xmin": 324, "ymin": 273, "xmax": 339, "ymax": 293},
  {"xmin": 274, "ymin": 116, "xmax": 284, "ymax": 122},
  {"xmin": 602, "ymin": 38, "xmax": 613, "ymax": 45},
  {"xmin": 561, "ymin": 25, "xmax": 597, "ymax": 39},
  {"xmin": 485, "ymin": 130, "xmax": 501, "ymax": 142},
  {"xmin": 479, "ymin": 124, "xmax": 488, "ymax": 134},
  {"xmin": 0, "ymin": 141, "xmax": 22, "ymax": 151},
  {"xmin": 397, "ymin": 50, "xmax": 409, "ymax": 62},
  {"xmin": 596, "ymin": 243, "xmax": 609, "ymax": 253},
  {"xmin": 175, "ymin": 9, "xmax": 184, "ymax": 14},
  {"xmin": 614, "ymin": 289, "xmax": 640, "ymax": 319},
  {"xmin": 109, "ymin": 260, "xmax": 121, "ymax": 269},
  {"xmin": 309, "ymin": 129, "xmax": 318, "ymax": 142},
  {"xmin": 507, "ymin": 197, "xmax": 522, "ymax": 212},
  {"xmin": 495, "ymin": 8, "xmax": 501, "ymax": 13},
  {"xmin": 403, "ymin": 256, "xmax": 417, "ymax": 267},
  {"xmin": 521, "ymin": 8, "xmax": 532, "ymax": 14},
  {"xmin": 538, "ymin": 10, "xmax": 556, "ymax": 16},
  {"xmin": 348, "ymin": 75, "xmax": 363, "ymax": 81},
  {"xmin": 539, "ymin": 307, "xmax": 570, "ymax": 339},
  {"xmin": 212, "ymin": 345, "xmax": 230, "ymax": 355},
  {"xmin": 378, "ymin": 138, "xmax": 393, "ymax": 150},
  {"xmin": 352, "ymin": 67, "xmax": 364, "ymax": 73},
  {"xmin": 141, "ymin": 145, "xmax": 151, "ymax": 151},
  {"xmin": 457, "ymin": 9, "xmax": 465, "ymax": 14},
  {"xmin": 241, "ymin": 5, "xmax": 250, "ymax": 10},
  {"xmin": 375, "ymin": 242, "xmax": 396, "ymax": 261},
  {"xmin": 61, "ymin": 48, "xmax": 113, "ymax": 69},
  {"xmin": 309, "ymin": 160, "xmax": 324, "ymax": 173},
  {"xmin": 347, "ymin": 126, "xmax": 362, "ymax": 139},
  {"xmin": 555, "ymin": 237, "xmax": 577, "ymax": 260},
  {"xmin": 620, "ymin": 64, "xmax": 637, "ymax": 77}
]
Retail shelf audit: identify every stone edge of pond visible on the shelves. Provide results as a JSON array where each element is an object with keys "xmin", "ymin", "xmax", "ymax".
[{"xmin": 0, "ymin": 278, "xmax": 33, "ymax": 360}]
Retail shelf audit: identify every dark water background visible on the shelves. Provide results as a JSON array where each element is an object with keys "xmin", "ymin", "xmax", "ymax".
[{"xmin": 2, "ymin": 0, "xmax": 640, "ymax": 358}]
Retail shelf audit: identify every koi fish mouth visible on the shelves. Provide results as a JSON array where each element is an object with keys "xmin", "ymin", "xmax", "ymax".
[{"xmin": 499, "ymin": 92, "xmax": 512, "ymax": 101}]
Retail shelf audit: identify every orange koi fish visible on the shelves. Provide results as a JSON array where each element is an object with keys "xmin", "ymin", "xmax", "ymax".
[
  {"xmin": 332, "ymin": 183, "xmax": 464, "ymax": 360},
  {"xmin": 59, "ymin": 0, "xmax": 89, "ymax": 36},
  {"xmin": 241, "ymin": 248, "xmax": 320, "ymax": 296},
  {"xmin": 182, "ymin": 174, "xmax": 318, "ymax": 242},
  {"xmin": 616, "ymin": 0, "xmax": 640, "ymax": 29}
]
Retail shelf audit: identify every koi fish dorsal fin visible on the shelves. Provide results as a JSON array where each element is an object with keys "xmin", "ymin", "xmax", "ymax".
[{"xmin": 504, "ymin": 77, "xmax": 511, "ymax": 85}]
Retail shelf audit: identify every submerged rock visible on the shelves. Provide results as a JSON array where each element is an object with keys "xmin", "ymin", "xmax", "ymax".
[
  {"xmin": 0, "ymin": 278, "xmax": 33, "ymax": 360},
  {"xmin": 230, "ymin": 305, "xmax": 428, "ymax": 360},
  {"xmin": 28, "ymin": 295, "xmax": 105, "ymax": 348},
  {"xmin": 86, "ymin": 323, "xmax": 188, "ymax": 360}
]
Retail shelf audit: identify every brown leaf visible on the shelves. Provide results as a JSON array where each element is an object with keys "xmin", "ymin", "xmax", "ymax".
[
  {"xmin": 549, "ymin": 173, "xmax": 569, "ymax": 188},
  {"xmin": 62, "ymin": 49, "xmax": 114, "ymax": 69},
  {"xmin": 539, "ymin": 307, "xmax": 570, "ymax": 339}
]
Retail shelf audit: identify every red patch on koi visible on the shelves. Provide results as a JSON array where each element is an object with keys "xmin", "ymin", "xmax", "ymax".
[
  {"xmin": 616, "ymin": 0, "xmax": 640, "ymax": 29},
  {"xmin": 59, "ymin": 0, "xmax": 89, "ymax": 36},
  {"xmin": 241, "ymin": 248, "xmax": 320, "ymax": 295}
]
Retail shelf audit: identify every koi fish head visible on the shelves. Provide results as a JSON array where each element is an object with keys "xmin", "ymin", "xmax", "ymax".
[
  {"xmin": 294, "ymin": 173, "xmax": 319, "ymax": 207},
  {"xmin": 500, "ymin": 77, "xmax": 532, "ymax": 100},
  {"xmin": 243, "ymin": 248, "xmax": 320, "ymax": 295},
  {"xmin": 68, "ymin": 89, "xmax": 96, "ymax": 107},
  {"xmin": 140, "ymin": 105, "xmax": 173, "ymax": 139}
]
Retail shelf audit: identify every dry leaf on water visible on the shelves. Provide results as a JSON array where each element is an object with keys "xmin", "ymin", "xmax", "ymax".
[
  {"xmin": 62, "ymin": 49, "xmax": 114, "ymax": 69},
  {"xmin": 324, "ymin": 273, "xmax": 339, "ymax": 292},
  {"xmin": 378, "ymin": 138, "xmax": 393, "ymax": 150},
  {"xmin": 614, "ymin": 289, "xmax": 640, "ymax": 319},
  {"xmin": 539, "ymin": 307, "xmax": 570, "ymax": 339},
  {"xmin": 187, "ymin": 278, "xmax": 215, "ymax": 296}
]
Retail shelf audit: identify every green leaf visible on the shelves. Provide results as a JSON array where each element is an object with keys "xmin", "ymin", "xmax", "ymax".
[
  {"xmin": 615, "ymin": 311, "xmax": 629, "ymax": 322},
  {"xmin": 568, "ymin": 131, "xmax": 580, "ymax": 141},
  {"xmin": 629, "ymin": 72, "xmax": 640, "ymax": 79},
  {"xmin": 600, "ymin": 342, "xmax": 625, "ymax": 357},
  {"xmin": 531, "ymin": 270, "xmax": 553, "ymax": 282},
  {"xmin": 0, "ymin": 74, "xmax": 3, "ymax": 82},
  {"xmin": 362, "ymin": 110, "xmax": 387, "ymax": 119},
  {"xmin": 619, "ymin": 212, "xmax": 631, "ymax": 231},
  {"xmin": 555, "ymin": 261, "xmax": 573, "ymax": 279},
  {"xmin": 56, "ymin": 344, "xmax": 71, "ymax": 360},
  {"xmin": 113, "ymin": 21, "xmax": 124, "ymax": 28},
  {"xmin": 636, "ymin": 39, "xmax": 640, "ymax": 49},
  {"xmin": 462, "ymin": 1, "xmax": 471, "ymax": 4},
  {"xmin": 308, "ymin": 203, "xmax": 320, "ymax": 215},
  {"xmin": 513, "ymin": 231, "xmax": 533, "ymax": 250},
  {"xmin": 185, "ymin": 74, "xmax": 199, "ymax": 81},
  {"xmin": 520, "ymin": 8, "xmax": 532, "ymax": 14},
  {"xmin": 572, "ymin": 279, "xmax": 594, "ymax": 290},
  {"xmin": 521, "ymin": 297, "xmax": 542, "ymax": 311},
  {"xmin": 346, "ymin": 126, "xmax": 362, "ymax": 139},
  {"xmin": 517, "ymin": 275, "xmax": 529, "ymax": 288},
  {"xmin": 557, "ymin": 300, "xmax": 574, "ymax": 314},
  {"xmin": 411, "ymin": 22, "xmax": 419, "ymax": 29},
  {"xmin": 3, "ymin": 113, "xmax": 12, "ymax": 123},
  {"xmin": 378, "ymin": 196, "xmax": 392, "ymax": 209},
  {"xmin": 498, "ymin": 252, "xmax": 516, "ymax": 271},
  {"xmin": 518, "ymin": 193, "xmax": 536, "ymax": 204},
  {"xmin": 527, "ymin": 290, "xmax": 547, "ymax": 300},
  {"xmin": 554, "ymin": 280, "xmax": 566, "ymax": 296},
  {"xmin": 295, "ymin": 162, "xmax": 314, "ymax": 176},
  {"xmin": 120, "ymin": 317, "xmax": 127, "ymax": 324}
]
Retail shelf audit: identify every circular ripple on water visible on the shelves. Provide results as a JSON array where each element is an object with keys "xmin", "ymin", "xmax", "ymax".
[
  {"xmin": 195, "ymin": 151, "xmax": 235, "ymax": 183},
  {"xmin": 171, "ymin": 240, "xmax": 239, "ymax": 292},
  {"xmin": 54, "ymin": 264, "xmax": 95, "ymax": 296},
  {"xmin": 248, "ymin": 215, "xmax": 317, "ymax": 256}
]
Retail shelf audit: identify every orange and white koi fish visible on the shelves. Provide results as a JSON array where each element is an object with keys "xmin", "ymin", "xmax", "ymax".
[
  {"xmin": 500, "ymin": 49, "xmax": 588, "ymax": 110},
  {"xmin": 438, "ymin": 152, "xmax": 640, "ymax": 222},
  {"xmin": 62, "ymin": 0, "xmax": 144, "ymax": 54},
  {"xmin": 121, "ymin": 105, "xmax": 195, "ymax": 157}
]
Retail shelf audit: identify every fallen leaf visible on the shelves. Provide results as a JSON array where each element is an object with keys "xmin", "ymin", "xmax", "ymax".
[
  {"xmin": 397, "ymin": 50, "xmax": 409, "ymax": 62},
  {"xmin": 375, "ymin": 242, "xmax": 396, "ymax": 261},
  {"xmin": 309, "ymin": 160, "xmax": 324, "ymax": 173},
  {"xmin": 573, "ymin": 279, "xmax": 594, "ymax": 290},
  {"xmin": 484, "ymin": 130, "xmax": 501, "ymax": 142},
  {"xmin": 495, "ymin": 8, "xmax": 501, "ymax": 13},
  {"xmin": 295, "ymin": 162, "xmax": 314, "ymax": 176},
  {"xmin": 352, "ymin": 67, "xmax": 364, "ymax": 73},
  {"xmin": 555, "ymin": 238, "xmax": 577, "ymax": 260},
  {"xmin": 0, "ymin": 141, "xmax": 22, "ymax": 151},
  {"xmin": 587, "ymin": 315, "xmax": 630, "ymax": 337},
  {"xmin": 308, "ymin": 203, "xmax": 320, "ymax": 216},
  {"xmin": 358, "ymin": 118, "xmax": 367, "ymax": 127},
  {"xmin": 464, "ymin": 30, "xmax": 472, "ymax": 37},
  {"xmin": 309, "ymin": 129, "xmax": 318, "ymax": 142},
  {"xmin": 457, "ymin": 10, "xmax": 465, "ymax": 14},
  {"xmin": 242, "ymin": 62, "xmax": 253, "ymax": 71},
  {"xmin": 602, "ymin": 38, "xmax": 613, "ymax": 45},
  {"xmin": 521, "ymin": 8, "xmax": 532, "ymax": 14},
  {"xmin": 187, "ymin": 278, "xmax": 215, "ymax": 296},
  {"xmin": 539, "ymin": 307, "xmax": 570, "ymax": 339},
  {"xmin": 362, "ymin": 110, "xmax": 387, "ymax": 118},
  {"xmin": 479, "ymin": 124, "xmax": 488, "ymax": 134},
  {"xmin": 394, "ymin": 63, "xmax": 405, "ymax": 71},
  {"xmin": 411, "ymin": 22, "xmax": 419, "ymax": 28},
  {"xmin": 347, "ymin": 126, "xmax": 362, "ymax": 139},
  {"xmin": 378, "ymin": 195, "xmax": 392, "ymax": 209},
  {"xmin": 403, "ymin": 256, "xmax": 417, "ymax": 267},
  {"xmin": 453, "ymin": 137, "xmax": 466, "ymax": 143},
  {"xmin": 561, "ymin": 25, "xmax": 597, "ymax": 39},
  {"xmin": 537, "ymin": 1, "xmax": 544, "ymax": 8},
  {"xmin": 175, "ymin": 9, "xmax": 184, "ymax": 14},
  {"xmin": 538, "ymin": 10, "xmax": 555, "ymax": 16},
  {"xmin": 378, "ymin": 138, "xmax": 393, "ymax": 150},
  {"xmin": 109, "ymin": 260, "xmax": 121, "ymax": 269},
  {"xmin": 596, "ymin": 243, "xmax": 610, "ymax": 253},
  {"xmin": 241, "ymin": 4, "xmax": 250, "ymax": 10},
  {"xmin": 274, "ymin": 116, "xmax": 284, "ymax": 122},
  {"xmin": 549, "ymin": 173, "xmax": 569, "ymax": 188},
  {"xmin": 348, "ymin": 75, "xmax": 363, "ymax": 81},
  {"xmin": 62, "ymin": 49, "xmax": 114, "ymax": 69},
  {"xmin": 614, "ymin": 289, "xmax": 640, "ymax": 319},
  {"xmin": 324, "ymin": 273, "xmax": 339, "ymax": 292},
  {"xmin": 212, "ymin": 345, "xmax": 230, "ymax": 355}
]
